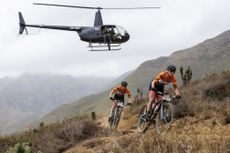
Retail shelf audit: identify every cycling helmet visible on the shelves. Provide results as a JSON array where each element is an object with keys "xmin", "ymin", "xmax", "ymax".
[
  {"xmin": 121, "ymin": 81, "xmax": 128, "ymax": 87},
  {"xmin": 167, "ymin": 64, "xmax": 176, "ymax": 73}
]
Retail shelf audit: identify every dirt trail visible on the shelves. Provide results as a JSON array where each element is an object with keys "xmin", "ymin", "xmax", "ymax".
[
  {"xmin": 64, "ymin": 108, "xmax": 139, "ymax": 153},
  {"xmin": 64, "ymin": 108, "xmax": 230, "ymax": 153}
]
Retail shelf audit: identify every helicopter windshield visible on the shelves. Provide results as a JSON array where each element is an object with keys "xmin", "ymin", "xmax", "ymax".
[
  {"xmin": 101, "ymin": 25, "xmax": 127, "ymax": 36},
  {"xmin": 115, "ymin": 25, "xmax": 127, "ymax": 36}
]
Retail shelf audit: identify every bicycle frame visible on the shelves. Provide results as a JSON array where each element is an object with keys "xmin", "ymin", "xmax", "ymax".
[
  {"xmin": 147, "ymin": 98, "xmax": 163, "ymax": 121},
  {"xmin": 137, "ymin": 93, "xmax": 176, "ymax": 133},
  {"xmin": 154, "ymin": 94, "xmax": 176, "ymax": 119}
]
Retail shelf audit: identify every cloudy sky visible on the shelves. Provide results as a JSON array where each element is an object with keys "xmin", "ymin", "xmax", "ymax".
[{"xmin": 0, "ymin": 0, "xmax": 230, "ymax": 78}]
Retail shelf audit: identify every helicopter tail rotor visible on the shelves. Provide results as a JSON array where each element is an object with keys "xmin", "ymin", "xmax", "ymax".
[{"xmin": 18, "ymin": 12, "xmax": 28, "ymax": 34}]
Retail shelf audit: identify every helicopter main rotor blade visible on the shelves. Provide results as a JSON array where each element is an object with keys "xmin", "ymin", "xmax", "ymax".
[
  {"xmin": 101, "ymin": 7, "xmax": 161, "ymax": 9},
  {"xmin": 33, "ymin": 3, "xmax": 160, "ymax": 10},
  {"xmin": 33, "ymin": 3, "xmax": 102, "ymax": 10}
]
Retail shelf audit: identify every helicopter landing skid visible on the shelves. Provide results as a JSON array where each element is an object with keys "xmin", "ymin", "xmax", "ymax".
[{"xmin": 88, "ymin": 43, "xmax": 121, "ymax": 51}]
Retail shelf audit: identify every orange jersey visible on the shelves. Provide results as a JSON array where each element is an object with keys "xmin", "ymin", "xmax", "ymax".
[
  {"xmin": 111, "ymin": 85, "xmax": 131, "ymax": 98},
  {"xmin": 153, "ymin": 71, "xmax": 177, "ymax": 86}
]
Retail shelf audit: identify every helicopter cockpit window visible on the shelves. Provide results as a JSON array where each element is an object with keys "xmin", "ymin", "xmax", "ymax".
[
  {"xmin": 113, "ymin": 28, "xmax": 119, "ymax": 35},
  {"xmin": 115, "ymin": 26, "xmax": 126, "ymax": 36},
  {"xmin": 108, "ymin": 27, "xmax": 115, "ymax": 35},
  {"xmin": 102, "ymin": 26, "xmax": 117, "ymax": 35},
  {"xmin": 101, "ymin": 26, "xmax": 124, "ymax": 40}
]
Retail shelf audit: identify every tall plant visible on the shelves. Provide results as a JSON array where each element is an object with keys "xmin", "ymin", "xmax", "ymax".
[{"xmin": 180, "ymin": 66, "xmax": 192, "ymax": 85}]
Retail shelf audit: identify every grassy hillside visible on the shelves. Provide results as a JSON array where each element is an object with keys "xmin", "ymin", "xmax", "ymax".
[
  {"xmin": 38, "ymin": 29, "xmax": 230, "ymax": 124},
  {"xmin": 64, "ymin": 71, "xmax": 230, "ymax": 153},
  {"xmin": 1, "ymin": 71, "xmax": 230, "ymax": 153}
]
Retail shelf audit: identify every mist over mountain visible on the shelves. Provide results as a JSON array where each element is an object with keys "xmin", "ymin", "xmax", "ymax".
[
  {"xmin": 40, "ymin": 29, "xmax": 230, "ymax": 123},
  {"xmin": 0, "ymin": 73, "xmax": 113, "ymax": 134}
]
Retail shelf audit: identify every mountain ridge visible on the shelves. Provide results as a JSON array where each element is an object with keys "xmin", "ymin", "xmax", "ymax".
[{"xmin": 38, "ymin": 29, "xmax": 230, "ymax": 125}]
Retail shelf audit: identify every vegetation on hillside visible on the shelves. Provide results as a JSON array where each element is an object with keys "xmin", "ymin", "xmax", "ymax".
[
  {"xmin": 1, "ymin": 71, "xmax": 230, "ymax": 153},
  {"xmin": 0, "ymin": 116, "xmax": 109, "ymax": 153},
  {"xmin": 180, "ymin": 66, "xmax": 193, "ymax": 85},
  {"xmin": 103, "ymin": 71, "xmax": 230, "ymax": 153}
]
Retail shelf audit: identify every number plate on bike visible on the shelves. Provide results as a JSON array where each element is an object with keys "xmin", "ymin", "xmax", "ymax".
[
  {"xmin": 163, "ymin": 94, "xmax": 170, "ymax": 101},
  {"xmin": 117, "ymin": 102, "xmax": 124, "ymax": 107}
]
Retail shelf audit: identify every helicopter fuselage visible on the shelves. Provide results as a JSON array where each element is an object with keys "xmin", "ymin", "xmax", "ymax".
[
  {"xmin": 18, "ymin": 6, "xmax": 131, "ymax": 50},
  {"xmin": 78, "ymin": 25, "xmax": 130, "ymax": 44}
]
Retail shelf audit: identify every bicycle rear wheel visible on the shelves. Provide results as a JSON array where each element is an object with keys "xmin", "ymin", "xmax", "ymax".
[
  {"xmin": 155, "ymin": 102, "xmax": 174, "ymax": 134},
  {"xmin": 137, "ymin": 105, "xmax": 149, "ymax": 133}
]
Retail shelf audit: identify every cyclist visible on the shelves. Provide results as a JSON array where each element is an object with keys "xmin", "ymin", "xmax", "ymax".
[
  {"xmin": 146, "ymin": 64, "xmax": 181, "ymax": 119},
  {"xmin": 108, "ymin": 81, "xmax": 132, "ymax": 121}
]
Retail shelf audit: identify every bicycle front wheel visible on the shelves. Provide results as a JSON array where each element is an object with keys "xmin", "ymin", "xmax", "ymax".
[
  {"xmin": 111, "ymin": 107, "xmax": 122, "ymax": 129},
  {"xmin": 137, "ymin": 105, "xmax": 148, "ymax": 133},
  {"xmin": 155, "ymin": 102, "xmax": 174, "ymax": 134}
]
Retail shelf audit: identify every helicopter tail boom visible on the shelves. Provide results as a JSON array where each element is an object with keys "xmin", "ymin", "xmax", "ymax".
[
  {"xmin": 18, "ymin": 12, "xmax": 87, "ymax": 34},
  {"xmin": 18, "ymin": 12, "xmax": 28, "ymax": 34}
]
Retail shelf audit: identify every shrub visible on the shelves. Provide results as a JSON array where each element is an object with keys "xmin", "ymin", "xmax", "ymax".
[
  {"xmin": 91, "ymin": 112, "xmax": 96, "ymax": 121},
  {"xmin": 180, "ymin": 66, "xmax": 192, "ymax": 85},
  {"xmin": 5, "ymin": 142, "xmax": 34, "ymax": 153}
]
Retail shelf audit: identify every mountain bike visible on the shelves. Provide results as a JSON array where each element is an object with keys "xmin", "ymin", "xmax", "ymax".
[
  {"xmin": 108, "ymin": 99, "xmax": 131, "ymax": 129},
  {"xmin": 137, "ymin": 93, "xmax": 179, "ymax": 134}
]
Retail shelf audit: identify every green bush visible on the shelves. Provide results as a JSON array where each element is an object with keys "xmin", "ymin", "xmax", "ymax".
[
  {"xmin": 91, "ymin": 112, "xmax": 96, "ymax": 121},
  {"xmin": 5, "ymin": 142, "xmax": 33, "ymax": 153}
]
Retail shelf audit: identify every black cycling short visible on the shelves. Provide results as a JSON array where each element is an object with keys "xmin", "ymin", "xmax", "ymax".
[
  {"xmin": 113, "ymin": 94, "xmax": 124, "ymax": 102},
  {"xmin": 149, "ymin": 81, "xmax": 164, "ymax": 94}
]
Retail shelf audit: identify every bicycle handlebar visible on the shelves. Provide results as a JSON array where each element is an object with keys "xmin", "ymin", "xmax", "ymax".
[
  {"xmin": 168, "ymin": 95, "xmax": 181, "ymax": 104},
  {"xmin": 110, "ymin": 97, "xmax": 132, "ymax": 107}
]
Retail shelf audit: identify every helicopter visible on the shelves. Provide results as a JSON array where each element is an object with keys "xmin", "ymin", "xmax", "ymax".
[{"xmin": 19, "ymin": 3, "xmax": 160, "ymax": 51}]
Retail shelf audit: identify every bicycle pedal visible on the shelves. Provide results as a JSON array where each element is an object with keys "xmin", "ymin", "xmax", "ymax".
[{"xmin": 145, "ymin": 118, "xmax": 151, "ymax": 124}]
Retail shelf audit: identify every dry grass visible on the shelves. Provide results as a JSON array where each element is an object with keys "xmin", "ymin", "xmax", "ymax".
[
  {"xmin": 80, "ymin": 115, "xmax": 229, "ymax": 153},
  {"xmin": 0, "ymin": 115, "xmax": 108, "ymax": 153},
  {"xmin": 65, "ymin": 71, "xmax": 230, "ymax": 153}
]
